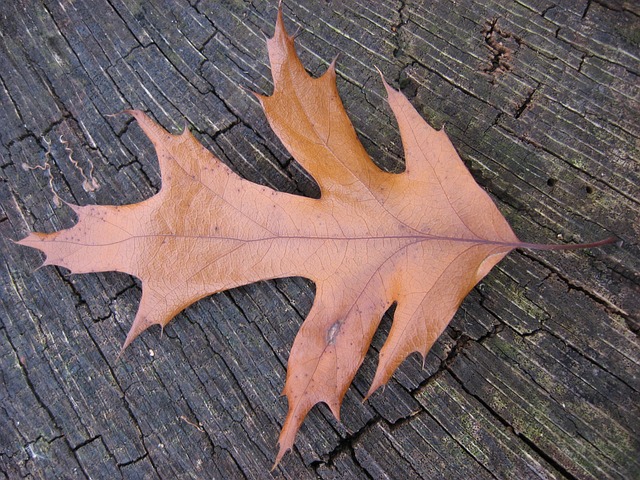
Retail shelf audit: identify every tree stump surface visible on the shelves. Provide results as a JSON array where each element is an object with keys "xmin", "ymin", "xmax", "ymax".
[{"xmin": 1, "ymin": 1, "xmax": 638, "ymax": 478}]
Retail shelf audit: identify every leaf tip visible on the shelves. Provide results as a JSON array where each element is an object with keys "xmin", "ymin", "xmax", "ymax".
[
  {"xmin": 121, "ymin": 328, "xmax": 139, "ymax": 353},
  {"xmin": 115, "ymin": 343, "xmax": 128, "ymax": 363},
  {"xmin": 327, "ymin": 399, "xmax": 341, "ymax": 422},
  {"xmin": 15, "ymin": 231, "xmax": 47, "ymax": 249},
  {"xmin": 364, "ymin": 378, "xmax": 385, "ymax": 402},
  {"xmin": 62, "ymin": 201, "xmax": 83, "ymax": 215},
  {"xmin": 378, "ymin": 69, "xmax": 411, "ymax": 113},
  {"xmin": 180, "ymin": 121, "xmax": 191, "ymax": 137},
  {"xmin": 273, "ymin": 1, "xmax": 288, "ymax": 40},
  {"xmin": 272, "ymin": 445, "xmax": 288, "ymax": 471},
  {"xmin": 13, "ymin": 234, "xmax": 31, "ymax": 249},
  {"xmin": 329, "ymin": 54, "xmax": 339, "ymax": 72},
  {"xmin": 275, "ymin": 392, "xmax": 314, "ymax": 467},
  {"xmin": 249, "ymin": 89, "xmax": 268, "ymax": 105},
  {"xmin": 122, "ymin": 312, "xmax": 158, "ymax": 351},
  {"xmin": 375, "ymin": 66, "xmax": 394, "ymax": 95}
]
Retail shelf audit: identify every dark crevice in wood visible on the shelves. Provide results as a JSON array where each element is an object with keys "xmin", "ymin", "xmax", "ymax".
[
  {"xmin": 495, "ymin": 123, "xmax": 639, "ymax": 206},
  {"xmin": 111, "ymin": 116, "xmax": 137, "ymax": 138},
  {"xmin": 546, "ymin": 326, "xmax": 638, "ymax": 394},
  {"xmin": 404, "ymin": 56, "xmax": 495, "ymax": 108},
  {"xmin": 102, "ymin": 0, "xmax": 150, "ymax": 49},
  {"xmin": 116, "ymin": 452, "xmax": 149, "ymax": 469},
  {"xmin": 271, "ymin": 279, "xmax": 313, "ymax": 324},
  {"xmin": 309, "ymin": 415, "xmax": 380, "ymax": 474},
  {"xmin": 593, "ymin": 0, "xmax": 640, "ymax": 17},
  {"xmin": 518, "ymin": 249, "xmax": 630, "ymax": 319},
  {"xmin": 115, "ymin": 158, "xmax": 143, "ymax": 173},
  {"xmin": 138, "ymin": 436, "xmax": 161, "ymax": 478},
  {"xmin": 0, "ymin": 75, "xmax": 26, "ymax": 133},
  {"xmin": 447, "ymin": 367, "xmax": 580, "ymax": 480},
  {"xmin": 513, "ymin": 83, "xmax": 541, "ymax": 119},
  {"xmin": 404, "ymin": 321, "xmax": 505, "ymax": 405},
  {"xmin": 210, "ymin": 118, "xmax": 242, "ymax": 142},
  {"xmin": 54, "ymin": 267, "xmax": 85, "ymax": 309},
  {"xmin": 71, "ymin": 435, "xmax": 102, "ymax": 453},
  {"xmin": 391, "ymin": 0, "xmax": 408, "ymax": 59},
  {"xmin": 540, "ymin": 5, "xmax": 556, "ymax": 17},
  {"xmin": 222, "ymin": 287, "xmax": 290, "ymax": 371},
  {"xmin": 3, "ymin": 334, "xmax": 85, "ymax": 472}
]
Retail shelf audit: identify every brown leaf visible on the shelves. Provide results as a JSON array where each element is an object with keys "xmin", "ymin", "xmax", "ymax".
[{"xmin": 17, "ymin": 7, "xmax": 615, "ymax": 466}]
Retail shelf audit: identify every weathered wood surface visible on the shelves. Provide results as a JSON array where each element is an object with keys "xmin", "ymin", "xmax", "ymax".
[{"xmin": 1, "ymin": 0, "xmax": 638, "ymax": 478}]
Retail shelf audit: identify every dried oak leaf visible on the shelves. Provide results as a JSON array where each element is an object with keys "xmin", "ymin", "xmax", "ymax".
[{"xmin": 17, "ymin": 9, "xmax": 614, "ymax": 465}]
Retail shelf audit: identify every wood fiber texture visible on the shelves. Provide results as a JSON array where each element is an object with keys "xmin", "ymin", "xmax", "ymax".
[{"xmin": 1, "ymin": 1, "xmax": 638, "ymax": 479}]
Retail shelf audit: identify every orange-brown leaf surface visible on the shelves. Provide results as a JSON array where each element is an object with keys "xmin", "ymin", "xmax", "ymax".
[{"xmin": 16, "ymin": 8, "xmax": 613, "ymax": 465}]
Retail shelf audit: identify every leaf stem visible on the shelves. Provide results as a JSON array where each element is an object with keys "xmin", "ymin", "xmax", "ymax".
[{"xmin": 517, "ymin": 236, "xmax": 620, "ymax": 251}]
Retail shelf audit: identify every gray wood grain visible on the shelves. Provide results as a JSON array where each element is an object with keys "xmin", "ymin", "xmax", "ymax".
[{"xmin": 1, "ymin": 0, "xmax": 637, "ymax": 478}]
